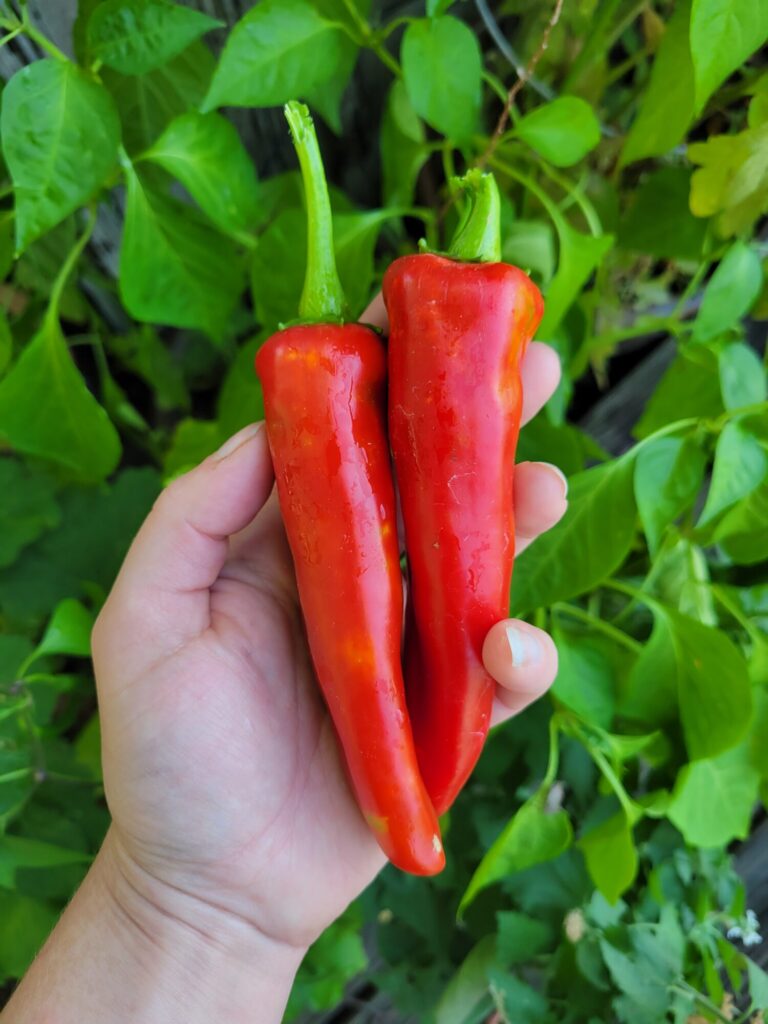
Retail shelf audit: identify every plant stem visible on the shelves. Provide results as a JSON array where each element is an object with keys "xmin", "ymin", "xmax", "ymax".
[
  {"xmin": 21, "ymin": 13, "xmax": 68, "ymax": 60},
  {"xmin": 447, "ymin": 170, "xmax": 502, "ymax": 263},
  {"xmin": 46, "ymin": 206, "xmax": 97, "ymax": 322},
  {"xmin": 553, "ymin": 602, "xmax": 643, "ymax": 653},
  {"xmin": 338, "ymin": 0, "xmax": 401, "ymax": 75},
  {"xmin": 534, "ymin": 160, "xmax": 603, "ymax": 237},
  {"xmin": 284, "ymin": 102, "xmax": 347, "ymax": 323},
  {"xmin": 542, "ymin": 713, "xmax": 562, "ymax": 790}
]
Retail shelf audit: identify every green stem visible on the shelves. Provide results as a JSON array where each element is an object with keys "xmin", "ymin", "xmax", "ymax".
[
  {"xmin": 589, "ymin": 744, "xmax": 639, "ymax": 822},
  {"xmin": 21, "ymin": 14, "xmax": 68, "ymax": 60},
  {"xmin": 446, "ymin": 169, "xmax": 502, "ymax": 263},
  {"xmin": 553, "ymin": 602, "xmax": 643, "ymax": 654},
  {"xmin": 534, "ymin": 160, "xmax": 602, "ymax": 237},
  {"xmin": 45, "ymin": 206, "xmax": 96, "ymax": 322},
  {"xmin": 542, "ymin": 713, "xmax": 562, "ymax": 790},
  {"xmin": 284, "ymin": 102, "xmax": 347, "ymax": 323},
  {"xmin": 0, "ymin": 24, "xmax": 21, "ymax": 45}
]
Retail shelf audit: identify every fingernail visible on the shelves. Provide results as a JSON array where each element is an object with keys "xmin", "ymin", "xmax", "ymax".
[
  {"xmin": 212, "ymin": 423, "xmax": 263, "ymax": 462},
  {"xmin": 537, "ymin": 462, "xmax": 568, "ymax": 499},
  {"xmin": 506, "ymin": 625, "xmax": 542, "ymax": 668}
]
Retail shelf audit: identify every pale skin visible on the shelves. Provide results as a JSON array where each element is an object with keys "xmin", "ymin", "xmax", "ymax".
[{"xmin": 3, "ymin": 297, "xmax": 566, "ymax": 1024}]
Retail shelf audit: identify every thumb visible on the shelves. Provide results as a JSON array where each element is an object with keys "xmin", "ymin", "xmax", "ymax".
[{"xmin": 94, "ymin": 424, "xmax": 274, "ymax": 652}]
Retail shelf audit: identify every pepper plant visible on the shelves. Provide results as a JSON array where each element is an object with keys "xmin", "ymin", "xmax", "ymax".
[{"xmin": 0, "ymin": 0, "xmax": 766, "ymax": 1020}]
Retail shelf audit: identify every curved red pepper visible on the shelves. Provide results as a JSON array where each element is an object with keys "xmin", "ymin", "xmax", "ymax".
[
  {"xmin": 255, "ymin": 104, "xmax": 444, "ymax": 875},
  {"xmin": 384, "ymin": 175, "xmax": 544, "ymax": 814}
]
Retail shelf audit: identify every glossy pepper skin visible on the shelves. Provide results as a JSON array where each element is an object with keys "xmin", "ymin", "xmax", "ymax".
[
  {"xmin": 384, "ymin": 252, "xmax": 544, "ymax": 814},
  {"xmin": 253, "ymin": 102, "xmax": 444, "ymax": 875}
]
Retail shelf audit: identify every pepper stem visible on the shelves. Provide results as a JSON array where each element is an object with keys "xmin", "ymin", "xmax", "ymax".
[
  {"xmin": 284, "ymin": 101, "xmax": 348, "ymax": 323},
  {"xmin": 446, "ymin": 169, "xmax": 502, "ymax": 263}
]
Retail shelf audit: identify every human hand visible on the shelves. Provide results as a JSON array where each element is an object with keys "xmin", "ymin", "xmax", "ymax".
[{"xmin": 90, "ymin": 298, "xmax": 566, "ymax": 961}]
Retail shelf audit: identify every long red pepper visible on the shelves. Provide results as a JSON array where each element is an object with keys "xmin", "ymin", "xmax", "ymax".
[
  {"xmin": 384, "ymin": 171, "xmax": 544, "ymax": 814},
  {"xmin": 255, "ymin": 103, "xmax": 444, "ymax": 875}
]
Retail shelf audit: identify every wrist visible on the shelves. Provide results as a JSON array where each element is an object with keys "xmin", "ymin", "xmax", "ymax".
[{"xmin": 94, "ymin": 828, "xmax": 306, "ymax": 1023}]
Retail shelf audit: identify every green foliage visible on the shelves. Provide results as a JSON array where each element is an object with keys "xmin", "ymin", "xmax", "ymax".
[{"xmin": 0, "ymin": 0, "xmax": 766, "ymax": 1018}]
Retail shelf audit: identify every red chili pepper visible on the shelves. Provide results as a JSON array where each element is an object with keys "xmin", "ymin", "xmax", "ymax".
[
  {"xmin": 255, "ymin": 103, "xmax": 444, "ymax": 875},
  {"xmin": 384, "ymin": 171, "xmax": 544, "ymax": 814}
]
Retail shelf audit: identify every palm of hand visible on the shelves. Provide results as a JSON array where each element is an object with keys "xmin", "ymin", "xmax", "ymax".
[{"xmin": 95, "ymin": 497, "xmax": 383, "ymax": 951}]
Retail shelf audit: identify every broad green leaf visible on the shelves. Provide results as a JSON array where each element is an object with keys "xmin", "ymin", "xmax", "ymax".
[
  {"xmin": 719, "ymin": 342, "xmax": 767, "ymax": 409},
  {"xmin": 715, "ymin": 480, "xmax": 768, "ymax": 564},
  {"xmin": 621, "ymin": 613, "xmax": 680, "ymax": 727},
  {"xmin": 503, "ymin": 220, "xmax": 556, "ymax": 285},
  {"xmin": 697, "ymin": 422, "xmax": 766, "ymax": 526},
  {"xmin": 164, "ymin": 418, "xmax": 222, "ymax": 477},
  {"xmin": 661, "ymin": 606, "xmax": 752, "ymax": 760},
  {"xmin": 0, "ymin": 467, "xmax": 161, "ymax": 624},
  {"xmin": 622, "ymin": 0, "xmax": 694, "ymax": 165},
  {"xmin": 693, "ymin": 241, "xmax": 763, "ymax": 341},
  {"xmin": 435, "ymin": 936, "xmax": 496, "ymax": 1024},
  {"xmin": 496, "ymin": 911, "xmax": 553, "ymax": 966},
  {"xmin": 0, "ymin": 636, "xmax": 32, "ymax": 684},
  {"xmin": 0, "ymin": 61, "xmax": 120, "ymax": 252},
  {"xmin": 102, "ymin": 41, "xmax": 215, "ymax": 153},
  {"xmin": 748, "ymin": 958, "xmax": 768, "ymax": 1010},
  {"xmin": 0, "ymin": 306, "xmax": 11, "ymax": 375},
  {"xmin": 29, "ymin": 598, "xmax": 94, "ymax": 664},
  {"xmin": 401, "ymin": 16, "xmax": 481, "ymax": 142},
  {"xmin": 74, "ymin": 713, "xmax": 102, "ymax": 780},
  {"xmin": 634, "ymin": 437, "xmax": 707, "ymax": 554},
  {"xmin": 634, "ymin": 348, "xmax": 723, "ymax": 438},
  {"xmin": 380, "ymin": 80, "xmax": 427, "ymax": 208},
  {"xmin": 107, "ymin": 327, "xmax": 188, "ymax": 412},
  {"xmin": 552, "ymin": 630, "xmax": 615, "ymax": 729},
  {"xmin": 514, "ymin": 97, "xmax": 600, "ymax": 168},
  {"xmin": 87, "ymin": 0, "xmax": 222, "ymax": 75},
  {"xmin": 690, "ymin": 0, "xmax": 768, "ymax": 111},
  {"xmin": 486, "ymin": 971, "xmax": 551, "ymax": 1023},
  {"xmin": 688, "ymin": 122, "xmax": 768, "ymax": 238},
  {"xmin": 0, "ymin": 461, "xmax": 59, "ymax": 568},
  {"xmin": 0, "ymin": 313, "xmax": 121, "ymax": 483},
  {"xmin": 579, "ymin": 812, "xmax": 638, "ymax": 904},
  {"xmin": 618, "ymin": 167, "xmax": 707, "ymax": 261},
  {"xmin": 460, "ymin": 801, "xmax": 572, "ymax": 913},
  {"xmin": 252, "ymin": 208, "xmax": 388, "ymax": 327},
  {"xmin": 511, "ymin": 457, "xmax": 636, "ymax": 614},
  {"xmin": 656, "ymin": 538, "xmax": 716, "ymax": 625},
  {"xmin": 0, "ymin": 891, "xmax": 58, "ymax": 980},
  {"xmin": 217, "ymin": 336, "xmax": 266, "ymax": 439},
  {"xmin": 538, "ymin": 223, "xmax": 613, "ymax": 337},
  {"xmin": 668, "ymin": 745, "xmax": 760, "ymax": 846},
  {"xmin": 0, "ymin": 834, "xmax": 91, "ymax": 888},
  {"xmin": 120, "ymin": 165, "xmax": 243, "ymax": 337},
  {"xmin": 144, "ymin": 111, "xmax": 260, "ymax": 237},
  {"xmin": 202, "ymin": 0, "xmax": 358, "ymax": 133}
]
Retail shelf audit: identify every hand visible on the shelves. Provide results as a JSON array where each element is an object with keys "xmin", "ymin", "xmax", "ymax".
[{"xmin": 90, "ymin": 297, "xmax": 566, "ymax": 960}]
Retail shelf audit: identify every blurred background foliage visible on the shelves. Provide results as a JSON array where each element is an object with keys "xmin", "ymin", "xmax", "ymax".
[{"xmin": 0, "ymin": 0, "xmax": 766, "ymax": 1019}]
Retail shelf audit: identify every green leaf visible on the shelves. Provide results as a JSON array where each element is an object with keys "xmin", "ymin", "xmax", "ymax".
[
  {"xmin": 487, "ymin": 971, "xmax": 551, "ymax": 1024},
  {"xmin": 0, "ymin": 834, "xmax": 91, "ymax": 888},
  {"xmin": 621, "ymin": 0, "xmax": 694, "ymax": 165},
  {"xmin": 30, "ymin": 598, "xmax": 94, "ymax": 663},
  {"xmin": 618, "ymin": 167, "xmax": 707, "ymax": 262},
  {"xmin": 87, "ymin": 0, "xmax": 221, "ymax": 75},
  {"xmin": 634, "ymin": 437, "xmax": 707, "ymax": 554},
  {"xmin": 668, "ymin": 745, "xmax": 760, "ymax": 846},
  {"xmin": 102, "ymin": 41, "xmax": 215, "ymax": 153},
  {"xmin": 0, "ymin": 61, "xmax": 120, "ymax": 252},
  {"xmin": 634, "ymin": 348, "xmax": 723, "ymax": 438},
  {"xmin": 688, "ymin": 121, "xmax": 768, "ymax": 238},
  {"xmin": 0, "ymin": 461, "xmax": 60, "ymax": 569},
  {"xmin": 202, "ymin": 0, "xmax": 358, "ymax": 132},
  {"xmin": 552, "ymin": 630, "xmax": 616, "ymax": 729},
  {"xmin": 460, "ymin": 801, "xmax": 572, "ymax": 914},
  {"xmin": 0, "ymin": 313, "xmax": 121, "ymax": 483},
  {"xmin": 621, "ymin": 607, "xmax": 678, "ymax": 726},
  {"xmin": 163, "ymin": 418, "xmax": 222, "ymax": 477},
  {"xmin": 697, "ymin": 422, "xmax": 766, "ymax": 526},
  {"xmin": 144, "ymin": 111, "xmax": 260, "ymax": 237},
  {"xmin": 511, "ymin": 457, "xmax": 636, "ymax": 614},
  {"xmin": 660, "ymin": 606, "xmax": 752, "ymax": 760},
  {"xmin": 747, "ymin": 958, "xmax": 768, "ymax": 1011},
  {"xmin": 0, "ymin": 890, "xmax": 58, "ymax": 980},
  {"xmin": 538, "ymin": 223, "xmax": 613, "ymax": 337},
  {"xmin": 380, "ymin": 80, "xmax": 427, "ymax": 208},
  {"xmin": 120, "ymin": 165, "xmax": 242, "ymax": 337},
  {"xmin": 0, "ymin": 307, "xmax": 11, "ymax": 375},
  {"xmin": 217, "ymin": 336, "xmax": 266, "ymax": 439},
  {"xmin": 715, "ymin": 479, "xmax": 768, "ymax": 564},
  {"xmin": 74, "ymin": 713, "xmax": 102, "ymax": 780},
  {"xmin": 719, "ymin": 342, "xmax": 767, "ymax": 409},
  {"xmin": 690, "ymin": 0, "xmax": 768, "ymax": 111},
  {"xmin": 435, "ymin": 936, "xmax": 496, "ymax": 1024},
  {"xmin": 693, "ymin": 241, "xmax": 763, "ymax": 341},
  {"xmin": 579, "ymin": 812, "xmax": 638, "ymax": 904},
  {"xmin": 107, "ymin": 327, "xmax": 188, "ymax": 413},
  {"xmin": 496, "ymin": 911, "xmax": 553, "ymax": 966},
  {"xmin": 502, "ymin": 220, "xmax": 556, "ymax": 285},
  {"xmin": 401, "ymin": 16, "xmax": 481, "ymax": 142},
  {"xmin": 514, "ymin": 97, "xmax": 601, "ymax": 168}
]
